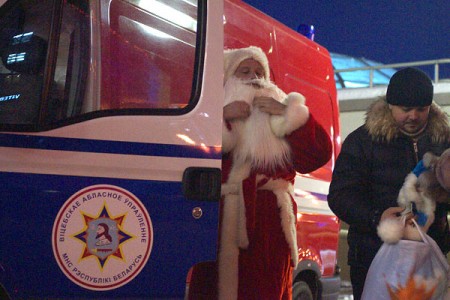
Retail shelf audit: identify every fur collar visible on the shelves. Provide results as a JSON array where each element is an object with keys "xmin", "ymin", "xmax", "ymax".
[{"xmin": 365, "ymin": 97, "xmax": 450, "ymax": 143}]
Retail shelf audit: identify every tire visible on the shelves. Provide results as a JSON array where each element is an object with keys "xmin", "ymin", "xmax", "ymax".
[{"xmin": 292, "ymin": 280, "xmax": 314, "ymax": 300}]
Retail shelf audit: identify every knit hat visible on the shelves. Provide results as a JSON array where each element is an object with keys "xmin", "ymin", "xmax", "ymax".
[
  {"xmin": 436, "ymin": 148, "xmax": 450, "ymax": 192},
  {"xmin": 224, "ymin": 46, "xmax": 270, "ymax": 84},
  {"xmin": 386, "ymin": 67, "xmax": 433, "ymax": 107}
]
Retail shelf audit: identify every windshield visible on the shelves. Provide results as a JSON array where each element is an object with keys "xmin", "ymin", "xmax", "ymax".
[
  {"xmin": 0, "ymin": 0, "xmax": 201, "ymax": 130},
  {"xmin": 0, "ymin": 0, "xmax": 52, "ymax": 125}
]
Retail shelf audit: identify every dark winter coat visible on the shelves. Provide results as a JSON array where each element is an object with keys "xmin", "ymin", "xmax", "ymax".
[{"xmin": 328, "ymin": 98, "xmax": 450, "ymax": 267}]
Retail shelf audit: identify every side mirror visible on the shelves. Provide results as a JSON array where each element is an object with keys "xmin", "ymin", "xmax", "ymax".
[{"xmin": 1, "ymin": 32, "xmax": 47, "ymax": 74}]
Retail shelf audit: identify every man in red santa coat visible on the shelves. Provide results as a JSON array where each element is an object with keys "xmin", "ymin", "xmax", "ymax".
[{"xmin": 218, "ymin": 46, "xmax": 332, "ymax": 300}]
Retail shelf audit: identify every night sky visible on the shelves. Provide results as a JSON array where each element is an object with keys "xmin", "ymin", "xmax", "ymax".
[{"xmin": 244, "ymin": 0, "xmax": 450, "ymax": 78}]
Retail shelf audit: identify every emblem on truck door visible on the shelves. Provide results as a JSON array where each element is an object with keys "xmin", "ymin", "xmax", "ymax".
[{"xmin": 52, "ymin": 185, "xmax": 153, "ymax": 291}]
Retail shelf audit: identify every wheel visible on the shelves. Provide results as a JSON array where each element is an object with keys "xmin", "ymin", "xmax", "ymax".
[{"xmin": 292, "ymin": 280, "xmax": 314, "ymax": 300}]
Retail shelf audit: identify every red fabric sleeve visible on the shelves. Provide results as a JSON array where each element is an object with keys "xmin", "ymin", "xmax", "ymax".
[{"xmin": 286, "ymin": 114, "xmax": 332, "ymax": 174}]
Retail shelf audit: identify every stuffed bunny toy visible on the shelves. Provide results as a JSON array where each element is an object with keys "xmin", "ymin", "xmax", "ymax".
[{"xmin": 377, "ymin": 148, "xmax": 450, "ymax": 243}]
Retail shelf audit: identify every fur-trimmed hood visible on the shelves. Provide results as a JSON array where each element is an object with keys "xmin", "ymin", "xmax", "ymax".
[{"xmin": 365, "ymin": 97, "xmax": 450, "ymax": 143}]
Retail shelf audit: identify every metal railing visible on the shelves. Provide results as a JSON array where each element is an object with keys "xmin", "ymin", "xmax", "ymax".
[{"xmin": 334, "ymin": 58, "xmax": 450, "ymax": 88}]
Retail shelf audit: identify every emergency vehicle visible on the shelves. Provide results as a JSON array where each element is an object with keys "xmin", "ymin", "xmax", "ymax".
[{"xmin": 0, "ymin": 0, "xmax": 341, "ymax": 299}]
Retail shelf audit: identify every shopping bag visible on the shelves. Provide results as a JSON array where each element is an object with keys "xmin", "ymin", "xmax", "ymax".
[{"xmin": 362, "ymin": 220, "xmax": 449, "ymax": 300}]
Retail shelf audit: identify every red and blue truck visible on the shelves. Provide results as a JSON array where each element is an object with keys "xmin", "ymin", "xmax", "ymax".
[{"xmin": 0, "ymin": 0, "xmax": 341, "ymax": 299}]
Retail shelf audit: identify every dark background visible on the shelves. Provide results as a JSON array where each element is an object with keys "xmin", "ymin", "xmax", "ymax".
[{"xmin": 244, "ymin": 0, "xmax": 450, "ymax": 78}]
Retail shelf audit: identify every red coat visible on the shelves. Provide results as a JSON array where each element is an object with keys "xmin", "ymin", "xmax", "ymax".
[{"xmin": 219, "ymin": 114, "xmax": 332, "ymax": 300}]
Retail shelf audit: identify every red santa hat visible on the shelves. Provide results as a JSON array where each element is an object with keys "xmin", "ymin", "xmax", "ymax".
[{"xmin": 224, "ymin": 46, "xmax": 271, "ymax": 84}]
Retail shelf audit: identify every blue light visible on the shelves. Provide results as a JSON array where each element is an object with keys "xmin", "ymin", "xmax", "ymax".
[
  {"xmin": 12, "ymin": 32, "xmax": 34, "ymax": 45},
  {"xmin": 0, "ymin": 94, "xmax": 21, "ymax": 102},
  {"xmin": 7, "ymin": 52, "xmax": 26, "ymax": 64},
  {"xmin": 297, "ymin": 24, "xmax": 315, "ymax": 41}
]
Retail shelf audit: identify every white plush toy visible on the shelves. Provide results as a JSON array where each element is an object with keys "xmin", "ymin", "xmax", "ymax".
[{"xmin": 377, "ymin": 149, "xmax": 450, "ymax": 243}]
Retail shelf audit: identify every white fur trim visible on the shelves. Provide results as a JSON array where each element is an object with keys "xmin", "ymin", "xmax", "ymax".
[
  {"xmin": 223, "ymin": 76, "xmax": 258, "ymax": 107},
  {"xmin": 222, "ymin": 121, "xmax": 237, "ymax": 154},
  {"xmin": 259, "ymin": 178, "xmax": 298, "ymax": 267},
  {"xmin": 377, "ymin": 217, "xmax": 405, "ymax": 244},
  {"xmin": 237, "ymin": 180, "xmax": 249, "ymax": 249},
  {"xmin": 223, "ymin": 78, "xmax": 292, "ymax": 171},
  {"xmin": 395, "ymin": 170, "xmax": 438, "ymax": 242},
  {"xmin": 397, "ymin": 173, "xmax": 420, "ymax": 207},
  {"xmin": 218, "ymin": 162, "xmax": 251, "ymax": 300},
  {"xmin": 218, "ymin": 192, "xmax": 239, "ymax": 300},
  {"xmin": 224, "ymin": 46, "xmax": 270, "ymax": 84},
  {"xmin": 274, "ymin": 188, "xmax": 298, "ymax": 267},
  {"xmin": 398, "ymin": 172, "xmax": 436, "ymax": 217},
  {"xmin": 270, "ymin": 92, "xmax": 309, "ymax": 137},
  {"xmin": 221, "ymin": 183, "xmax": 239, "ymax": 196}
]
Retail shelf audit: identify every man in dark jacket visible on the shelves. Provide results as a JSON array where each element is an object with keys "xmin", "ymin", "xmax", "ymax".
[{"xmin": 328, "ymin": 67, "xmax": 450, "ymax": 300}]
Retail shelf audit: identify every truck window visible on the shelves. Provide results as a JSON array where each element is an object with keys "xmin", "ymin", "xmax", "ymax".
[
  {"xmin": 103, "ymin": 0, "xmax": 198, "ymax": 110},
  {"xmin": 0, "ymin": 0, "xmax": 201, "ymax": 131}
]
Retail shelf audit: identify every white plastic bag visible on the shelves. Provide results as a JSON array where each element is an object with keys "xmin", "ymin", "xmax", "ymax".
[{"xmin": 362, "ymin": 220, "xmax": 449, "ymax": 300}]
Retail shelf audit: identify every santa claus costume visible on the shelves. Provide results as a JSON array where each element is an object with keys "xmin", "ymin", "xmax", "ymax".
[{"xmin": 218, "ymin": 46, "xmax": 332, "ymax": 300}]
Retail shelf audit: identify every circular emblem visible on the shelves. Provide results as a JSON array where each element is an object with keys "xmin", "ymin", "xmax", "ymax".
[{"xmin": 52, "ymin": 185, "xmax": 153, "ymax": 291}]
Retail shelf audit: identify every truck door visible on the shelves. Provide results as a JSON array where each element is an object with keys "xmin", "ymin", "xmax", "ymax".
[{"xmin": 0, "ymin": 0, "xmax": 223, "ymax": 298}]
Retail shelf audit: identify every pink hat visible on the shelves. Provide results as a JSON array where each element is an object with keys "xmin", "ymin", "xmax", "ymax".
[
  {"xmin": 224, "ymin": 46, "xmax": 270, "ymax": 84},
  {"xmin": 436, "ymin": 148, "xmax": 450, "ymax": 192}
]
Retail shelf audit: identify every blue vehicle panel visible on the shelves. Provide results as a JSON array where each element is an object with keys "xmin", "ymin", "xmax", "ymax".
[{"xmin": 0, "ymin": 172, "xmax": 219, "ymax": 298}]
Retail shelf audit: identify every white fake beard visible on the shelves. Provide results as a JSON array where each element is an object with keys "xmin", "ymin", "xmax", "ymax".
[{"xmin": 224, "ymin": 77, "xmax": 291, "ymax": 171}]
